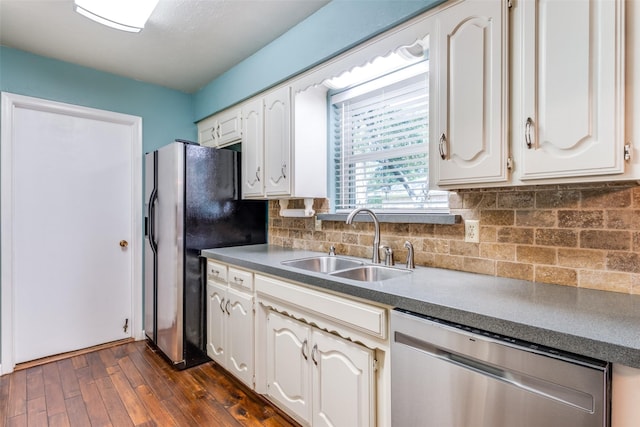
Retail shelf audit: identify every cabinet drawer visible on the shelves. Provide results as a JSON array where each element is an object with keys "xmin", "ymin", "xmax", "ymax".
[
  {"xmin": 256, "ymin": 275, "xmax": 387, "ymax": 339},
  {"xmin": 207, "ymin": 260, "xmax": 228, "ymax": 283},
  {"xmin": 229, "ymin": 267, "xmax": 254, "ymax": 291}
]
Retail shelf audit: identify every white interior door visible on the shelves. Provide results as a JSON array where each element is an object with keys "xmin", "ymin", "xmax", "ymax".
[{"xmin": 1, "ymin": 93, "xmax": 143, "ymax": 370}]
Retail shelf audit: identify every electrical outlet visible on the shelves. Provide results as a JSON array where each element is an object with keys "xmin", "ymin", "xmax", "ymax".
[{"xmin": 465, "ymin": 220, "xmax": 480, "ymax": 243}]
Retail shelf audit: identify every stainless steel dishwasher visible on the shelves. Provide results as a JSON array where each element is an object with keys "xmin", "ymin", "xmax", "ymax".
[{"xmin": 391, "ymin": 309, "xmax": 610, "ymax": 427}]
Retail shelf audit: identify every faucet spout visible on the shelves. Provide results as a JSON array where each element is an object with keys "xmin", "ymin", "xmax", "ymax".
[{"xmin": 346, "ymin": 208, "xmax": 381, "ymax": 264}]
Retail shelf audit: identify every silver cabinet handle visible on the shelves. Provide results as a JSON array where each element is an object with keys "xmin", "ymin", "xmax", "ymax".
[
  {"xmin": 271, "ymin": 163, "xmax": 287, "ymax": 184},
  {"xmin": 439, "ymin": 133, "xmax": 447, "ymax": 160},
  {"xmin": 311, "ymin": 344, "xmax": 318, "ymax": 366},
  {"xmin": 248, "ymin": 166, "xmax": 261, "ymax": 186},
  {"xmin": 211, "ymin": 269, "xmax": 220, "ymax": 277},
  {"xmin": 233, "ymin": 276, "xmax": 244, "ymax": 284},
  {"xmin": 301, "ymin": 339, "xmax": 309, "ymax": 360},
  {"xmin": 525, "ymin": 117, "xmax": 533, "ymax": 149},
  {"xmin": 219, "ymin": 297, "xmax": 226, "ymax": 313},
  {"xmin": 225, "ymin": 299, "xmax": 231, "ymax": 315}
]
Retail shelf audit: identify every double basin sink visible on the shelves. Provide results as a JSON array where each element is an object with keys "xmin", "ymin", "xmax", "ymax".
[{"xmin": 281, "ymin": 255, "xmax": 412, "ymax": 282}]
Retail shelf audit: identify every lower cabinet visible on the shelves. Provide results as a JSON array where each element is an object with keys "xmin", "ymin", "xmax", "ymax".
[
  {"xmin": 265, "ymin": 310, "xmax": 376, "ymax": 427},
  {"xmin": 206, "ymin": 281, "xmax": 255, "ymax": 389}
]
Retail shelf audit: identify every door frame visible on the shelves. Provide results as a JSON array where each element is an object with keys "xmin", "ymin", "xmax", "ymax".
[{"xmin": 1, "ymin": 92, "xmax": 144, "ymax": 375}]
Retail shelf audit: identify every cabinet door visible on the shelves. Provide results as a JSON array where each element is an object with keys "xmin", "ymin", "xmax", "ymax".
[
  {"xmin": 198, "ymin": 115, "xmax": 217, "ymax": 147},
  {"xmin": 264, "ymin": 86, "xmax": 292, "ymax": 196},
  {"xmin": 242, "ymin": 98, "xmax": 264, "ymax": 198},
  {"xmin": 520, "ymin": 0, "xmax": 625, "ymax": 180},
  {"xmin": 311, "ymin": 329, "xmax": 375, "ymax": 427},
  {"xmin": 216, "ymin": 108, "xmax": 243, "ymax": 147},
  {"xmin": 226, "ymin": 287, "xmax": 254, "ymax": 389},
  {"xmin": 206, "ymin": 282, "xmax": 226, "ymax": 365},
  {"xmin": 266, "ymin": 311, "xmax": 312, "ymax": 425},
  {"xmin": 434, "ymin": 0, "xmax": 509, "ymax": 186}
]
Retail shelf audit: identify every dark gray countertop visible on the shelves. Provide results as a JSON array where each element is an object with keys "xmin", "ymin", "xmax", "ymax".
[{"xmin": 202, "ymin": 244, "xmax": 640, "ymax": 368}]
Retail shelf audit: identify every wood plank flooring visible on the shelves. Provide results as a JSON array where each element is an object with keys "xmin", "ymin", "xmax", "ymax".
[{"xmin": 0, "ymin": 341, "xmax": 299, "ymax": 427}]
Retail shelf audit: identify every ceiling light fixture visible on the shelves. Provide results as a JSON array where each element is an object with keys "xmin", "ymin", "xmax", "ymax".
[{"xmin": 74, "ymin": 0, "xmax": 159, "ymax": 33}]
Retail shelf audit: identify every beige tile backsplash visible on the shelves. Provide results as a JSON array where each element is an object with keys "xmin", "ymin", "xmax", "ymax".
[{"xmin": 268, "ymin": 182, "xmax": 640, "ymax": 295}]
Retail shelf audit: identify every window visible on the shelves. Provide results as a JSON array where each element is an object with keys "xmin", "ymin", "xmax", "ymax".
[{"xmin": 329, "ymin": 49, "xmax": 448, "ymax": 213}]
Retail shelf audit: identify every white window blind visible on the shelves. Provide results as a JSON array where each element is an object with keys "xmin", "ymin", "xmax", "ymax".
[{"xmin": 331, "ymin": 61, "xmax": 448, "ymax": 212}]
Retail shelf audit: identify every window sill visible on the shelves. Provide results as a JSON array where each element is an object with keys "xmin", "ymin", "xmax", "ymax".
[{"xmin": 316, "ymin": 213, "xmax": 461, "ymax": 225}]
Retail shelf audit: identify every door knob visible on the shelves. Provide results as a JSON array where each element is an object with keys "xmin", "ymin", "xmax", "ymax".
[{"xmin": 119, "ymin": 240, "xmax": 128, "ymax": 248}]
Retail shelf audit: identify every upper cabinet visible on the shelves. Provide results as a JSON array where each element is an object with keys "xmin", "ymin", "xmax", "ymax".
[
  {"xmin": 263, "ymin": 87, "xmax": 292, "ymax": 196},
  {"xmin": 241, "ymin": 98, "xmax": 264, "ymax": 198},
  {"xmin": 198, "ymin": 108, "xmax": 242, "ymax": 148},
  {"xmin": 199, "ymin": 0, "xmax": 638, "ymax": 195},
  {"xmin": 432, "ymin": 0, "xmax": 509, "ymax": 187},
  {"xmin": 241, "ymin": 84, "xmax": 327, "ymax": 201},
  {"xmin": 517, "ymin": 0, "xmax": 627, "ymax": 181}
]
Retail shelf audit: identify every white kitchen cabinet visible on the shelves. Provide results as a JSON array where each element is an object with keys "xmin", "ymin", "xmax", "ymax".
[
  {"xmin": 241, "ymin": 84, "xmax": 326, "ymax": 200},
  {"xmin": 255, "ymin": 273, "xmax": 389, "ymax": 426},
  {"xmin": 265, "ymin": 310, "xmax": 375, "ymax": 427},
  {"xmin": 206, "ymin": 261, "xmax": 255, "ymax": 389},
  {"xmin": 311, "ymin": 326, "xmax": 375, "ymax": 427},
  {"xmin": 431, "ymin": 0, "xmax": 509, "ymax": 188},
  {"xmin": 264, "ymin": 86, "xmax": 292, "ymax": 196},
  {"xmin": 225, "ymin": 286, "xmax": 254, "ymax": 387},
  {"xmin": 266, "ymin": 310, "xmax": 311, "ymax": 423},
  {"xmin": 517, "ymin": 0, "xmax": 626, "ymax": 181},
  {"xmin": 206, "ymin": 281, "xmax": 226, "ymax": 364},
  {"xmin": 241, "ymin": 98, "xmax": 264, "ymax": 198},
  {"xmin": 197, "ymin": 108, "xmax": 242, "ymax": 148}
]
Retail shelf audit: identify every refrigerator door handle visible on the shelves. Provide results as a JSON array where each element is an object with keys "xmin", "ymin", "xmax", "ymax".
[{"xmin": 148, "ymin": 187, "xmax": 158, "ymax": 254}]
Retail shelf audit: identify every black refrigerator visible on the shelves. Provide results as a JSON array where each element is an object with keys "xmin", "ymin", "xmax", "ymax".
[{"xmin": 144, "ymin": 140, "xmax": 266, "ymax": 369}]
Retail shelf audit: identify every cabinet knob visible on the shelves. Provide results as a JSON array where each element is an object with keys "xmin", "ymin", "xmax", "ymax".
[{"xmin": 119, "ymin": 240, "xmax": 128, "ymax": 248}]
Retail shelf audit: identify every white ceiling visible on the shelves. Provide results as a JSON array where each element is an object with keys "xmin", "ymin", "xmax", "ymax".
[{"xmin": 0, "ymin": 0, "xmax": 330, "ymax": 93}]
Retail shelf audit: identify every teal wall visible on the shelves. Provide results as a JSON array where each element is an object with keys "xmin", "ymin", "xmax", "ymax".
[
  {"xmin": 0, "ymin": 46, "xmax": 196, "ymax": 151},
  {"xmin": 193, "ymin": 0, "xmax": 443, "ymax": 121}
]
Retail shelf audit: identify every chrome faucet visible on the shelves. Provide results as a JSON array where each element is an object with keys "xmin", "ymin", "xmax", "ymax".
[
  {"xmin": 345, "ymin": 208, "xmax": 380, "ymax": 264},
  {"xmin": 404, "ymin": 241, "xmax": 415, "ymax": 269}
]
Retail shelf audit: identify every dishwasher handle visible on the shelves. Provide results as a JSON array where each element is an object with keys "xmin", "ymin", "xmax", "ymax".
[{"xmin": 394, "ymin": 331, "xmax": 596, "ymax": 413}]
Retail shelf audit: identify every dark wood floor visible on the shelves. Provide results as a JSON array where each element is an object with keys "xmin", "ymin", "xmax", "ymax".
[{"xmin": 0, "ymin": 341, "xmax": 299, "ymax": 427}]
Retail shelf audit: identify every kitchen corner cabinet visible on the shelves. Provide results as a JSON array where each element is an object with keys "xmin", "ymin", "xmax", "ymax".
[
  {"xmin": 517, "ymin": 0, "xmax": 626, "ymax": 181},
  {"xmin": 266, "ymin": 310, "xmax": 375, "ymax": 427},
  {"xmin": 197, "ymin": 108, "xmax": 242, "ymax": 148},
  {"xmin": 206, "ymin": 261, "xmax": 255, "ymax": 389},
  {"xmin": 241, "ymin": 84, "xmax": 327, "ymax": 200},
  {"xmin": 431, "ymin": 0, "xmax": 509, "ymax": 188}
]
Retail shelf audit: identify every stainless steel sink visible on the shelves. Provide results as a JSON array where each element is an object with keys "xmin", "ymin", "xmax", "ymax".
[
  {"xmin": 329, "ymin": 265, "xmax": 412, "ymax": 282},
  {"xmin": 281, "ymin": 256, "xmax": 364, "ymax": 273}
]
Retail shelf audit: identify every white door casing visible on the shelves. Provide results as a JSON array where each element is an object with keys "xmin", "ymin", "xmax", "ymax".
[{"xmin": 1, "ymin": 92, "xmax": 143, "ymax": 374}]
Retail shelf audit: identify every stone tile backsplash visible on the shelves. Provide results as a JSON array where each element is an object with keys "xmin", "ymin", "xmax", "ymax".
[{"xmin": 268, "ymin": 182, "xmax": 640, "ymax": 295}]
